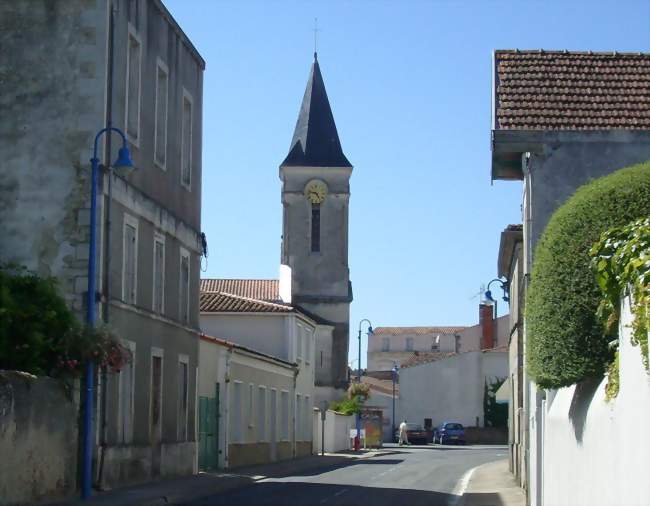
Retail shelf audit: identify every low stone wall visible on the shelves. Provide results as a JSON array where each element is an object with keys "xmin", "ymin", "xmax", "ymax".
[
  {"xmin": 464, "ymin": 426, "xmax": 507, "ymax": 444},
  {"xmin": 0, "ymin": 371, "xmax": 79, "ymax": 505}
]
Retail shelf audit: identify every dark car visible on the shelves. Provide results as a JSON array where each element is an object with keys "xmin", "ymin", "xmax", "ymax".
[
  {"xmin": 394, "ymin": 423, "xmax": 433, "ymax": 445},
  {"xmin": 433, "ymin": 422, "xmax": 466, "ymax": 445}
]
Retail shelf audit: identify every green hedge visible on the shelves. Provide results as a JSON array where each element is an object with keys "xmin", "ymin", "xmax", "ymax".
[{"xmin": 526, "ymin": 161, "xmax": 650, "ymax": 389}]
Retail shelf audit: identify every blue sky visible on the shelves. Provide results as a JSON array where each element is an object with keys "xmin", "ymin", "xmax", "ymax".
[{"xmin": 165, "ymin": 0, "xmax": 650, "ymax": 367}]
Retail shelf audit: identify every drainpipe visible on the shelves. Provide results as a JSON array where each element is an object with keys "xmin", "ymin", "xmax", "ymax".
[
  {"xmin": 223, "ymin": 346, "xmax": 232, "ymax": 469},
  {"xmin": 292, "ymin": 366, "xmax": 298, "ymax": 459},
  {"xmin": 96, "ymin": 1, "xmax": 115, "ymax": 491}
]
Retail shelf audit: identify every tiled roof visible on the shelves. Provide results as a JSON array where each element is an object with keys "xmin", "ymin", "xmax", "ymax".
[
  {"xmin": 373, "ymin": 326, "xmax": 468, "ymax": 336},
  {"xmin": 200, "ymin": 279, "xmax": 279, "ymax": 301},
  {"xmin": 400, "ymin": 351, "xmax": 457, "ymax": 369},
  {"xmin": 362, "ymin": 376, "xmax": 399, "ymax": 396},
  {"xmin": 200, "ymin": 291, "xmax": 292, "ymax": 313},
  {"xmin": 495, "ymin": 50, "xmax": 650, "ymax": 130}
]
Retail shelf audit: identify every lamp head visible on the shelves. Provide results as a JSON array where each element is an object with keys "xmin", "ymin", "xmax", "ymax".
[
  {"xmin": 112, "ymin": 146, "xmax": 135, "ymax": 177},
  {"xmin": 484, "ymin": 290, "xmax": 495, "ymax": 302},
  {"xmin": 367, "ymin": 325, "xmax": 373, "ymax": 335}
]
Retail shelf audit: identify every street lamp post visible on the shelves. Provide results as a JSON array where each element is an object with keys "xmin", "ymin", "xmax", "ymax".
[
  {"xmin": 82, "ymin": 127, "xmax": 134, "ymax": 499},
  {"xmin": 391, "ymin": 364, "xmax": 398, "ymax": 442},
  {"xmin": 355, "ymin": 319, "xmax": 373, "ymax": 451},
  {"xmin": 484, "ymin": 278, "xmax": 509, "ymax": 320}
]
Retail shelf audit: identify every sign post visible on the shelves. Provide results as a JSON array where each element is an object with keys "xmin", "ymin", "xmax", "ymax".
[{"xmin": 319, "ymin": 400, "xmax": 328, "ymax": 456}]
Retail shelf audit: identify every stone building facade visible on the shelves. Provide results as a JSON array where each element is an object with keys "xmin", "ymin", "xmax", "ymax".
[{"xmin": 0, "ymin": 0, "xmax": 204, "ymax": 489}]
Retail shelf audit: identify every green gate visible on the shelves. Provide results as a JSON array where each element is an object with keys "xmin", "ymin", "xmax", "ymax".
[{"xmin": 198, "ymin": 383, "xmax": 220, "ymax": 471}]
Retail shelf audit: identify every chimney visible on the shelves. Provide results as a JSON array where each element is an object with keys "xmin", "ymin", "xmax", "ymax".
[{"xmin": 479, "ymin": 303, "xmax": 495, "ymax": 349}]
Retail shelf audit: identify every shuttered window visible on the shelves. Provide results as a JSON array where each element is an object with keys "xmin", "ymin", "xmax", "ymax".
[
  {"xmin": 153, "ymin": 235, "xmax": 165, "ymax": 314},
  {"xmin": 178, "ymin": 356, "xmax": 189, "ymax": 441},
  {"xmin": 181, "ymin": 91, "xmax": 193, "ymax": 188},
  {"xmin": 180, "ymin": 248, "xmax": 190, "ymax": 324},
  {"xmin": 257, "ymin": 386, "xmax": 267, "ymax": 441},
  {"xmin": 125, "ymin": 26, "xmax": 141, "ymax": 143},
  {"xmin": 154, "ymin": 59, "xmax": 168, "ymax": 168},
  {"xmin": 123, "ymin": 217, "xmax": 138, "ymax": 304},
  {"xmin": 118, "ymin": 341, "xmax": 136, "ymax": 444}
]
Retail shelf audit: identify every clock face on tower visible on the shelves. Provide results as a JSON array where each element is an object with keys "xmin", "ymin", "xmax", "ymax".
[{"xmin": 304, "ymin": 179, "xmax": 328, "ymax": 204}]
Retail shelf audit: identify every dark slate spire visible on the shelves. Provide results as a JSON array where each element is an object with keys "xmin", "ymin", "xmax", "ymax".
[{"xmin": 282, "ymin": 53, "xmax": 352, "ymax": 167}]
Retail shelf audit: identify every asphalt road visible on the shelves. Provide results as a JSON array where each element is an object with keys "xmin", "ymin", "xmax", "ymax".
[{"xmin": 183, "ymin": 444, "xmax": 508, "ymax": 506}]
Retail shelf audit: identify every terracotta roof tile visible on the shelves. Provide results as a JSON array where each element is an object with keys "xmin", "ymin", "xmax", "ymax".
[
  {"xmin": 362, "ymin": 376, "xmax": 399, "ymax": 396},
  {"xmin": 200, "ymin": 279, "xmax": 279, "ymax": 301},
  {"xmin": 373, "ymin": 326, "xmax": 468, "ymax": 336},
  {"xmin": 494, "ymin": 50, "xmax": 650, "ymax": 131},
  {"xmin": 400, "ymin": 351, "xmax": 457, "ymax": 369},
  {"xmin": 200, "ymin": 291, "xmax": 292, "ymax": 313}
]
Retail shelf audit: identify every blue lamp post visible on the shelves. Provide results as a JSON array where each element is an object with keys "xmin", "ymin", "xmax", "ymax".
[
  {"xmin": 82, "ymin": 127, "xmax": 134, "ymax": 499},
  {"xmin": 484, "ymin": 278, "xmax": 509, "ymax": 320},
  {"xmin": 355, "ymin": 319, "xmax": 373, "ymax": 451},
  {"xmin": 391, "ymin": 364, "xmax": 399, "ymax": 442}
]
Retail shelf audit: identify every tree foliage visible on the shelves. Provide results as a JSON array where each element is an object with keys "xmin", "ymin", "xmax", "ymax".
[
  {"xmin": 526, "ymin": 162, "xmax": 650, "ymax": 389},
  {"xmin": 0, "ymin": 264, "xmax": 130, "ymax": 377}
]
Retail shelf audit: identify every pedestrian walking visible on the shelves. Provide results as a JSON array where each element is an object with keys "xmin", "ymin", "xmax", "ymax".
[{"xmin": 398, "ymin": 419, "xmax": 410, "ymax": 446}]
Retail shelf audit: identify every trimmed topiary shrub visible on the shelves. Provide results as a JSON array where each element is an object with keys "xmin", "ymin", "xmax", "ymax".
[{"xmin": 526, "ymin": 161, "xmax": 650, "ymax": 389}]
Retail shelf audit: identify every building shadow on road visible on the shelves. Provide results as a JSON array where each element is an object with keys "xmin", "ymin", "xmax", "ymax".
[{"xmin": 183, "ymin": 480, "xmax": 503, "ymax": 506}]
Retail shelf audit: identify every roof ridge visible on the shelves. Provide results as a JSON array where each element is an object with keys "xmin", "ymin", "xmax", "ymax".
[
  {"xmin": 496, "ymin": 49, "xmax": 650, "ymax": 56},
  {"xmin": 213, "ymin": 291, "xmax": 291, "ymax": 310}
]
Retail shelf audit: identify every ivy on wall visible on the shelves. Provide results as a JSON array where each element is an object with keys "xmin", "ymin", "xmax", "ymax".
[
  {"xmin": 590, "ymin": 216, "xmax": 650, "ymax": 400},
  {"xmin": 526, "ymin": 162, "xmax": 650, "ymax": 389},
  {"xmin": 483, "ymin": 377, "xmax": 508, "ymax": 428}
]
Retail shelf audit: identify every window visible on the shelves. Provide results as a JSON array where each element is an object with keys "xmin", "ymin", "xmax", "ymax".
[
  {"xmin": 122, "ymin": 215, "xmax": 138, "ymax": 304},
  {"xmin": 257, "ymin": 386, "xmax": 267, "ymax": 441},
  {"xmin": 280, "ymin": 391, "xmax": 289, "ymax": 441},
  {"xmin": 305, "ymin": 329, "xmax": 312, "ymax": 364},
  {"xmin": 153, "ymin": 233, "xmax": 165, "ymax": 314},
  {"xmin": 231, "ymin": 381, "xmax": 243, "ymax": 443},
  {"xmin": 179, "ymin": 248, "xmax": 190, "ymax": 324},
  {"xmin": 154, "ymin": 59, "xmax": 168, "ymax": 168},
  {"xmin": 296, "ymin": 325, "xmax": 303, "ymax": 361},
  {"xmin": 150, "ymin": 348, "xmax": 164, "ymax": 439},
  {"xmin": 181, "ymin": 90, "xmax": 193, "ymax": 189},
  {"xmin": 270, "ymin": 388, "xmax": 277, "ymax": 442},
  {"xmin": 304, "ymin": 395, "xmax": 311, "ymax": 440},
  {"xmin": 118, "ymin": 340, "xmax": 136, "ymax": 444},
  {"xmin": 247, "ymin": 383, "xmax": 254, "ymax": 428},
  {"xmin": 381, "ymin": 337, "xmax": 390, "ymax": 352},
  {"xmin": 406, "ymin": 337, "xmax": 414, "ymax": 351},
  {"xmin": 311, "ymin": 204, "xmax": 320, "ymax": 252},
  {"xmin": 177, "ymin": 354, "xmax": 189, "ymax": 441},
  {"xmin": 125, "ymin": 25, "xmax": 141, "ymax": 144},
  {"xmin": 295, "ymin": 394, "xmax": 302, "ymax": 441}
]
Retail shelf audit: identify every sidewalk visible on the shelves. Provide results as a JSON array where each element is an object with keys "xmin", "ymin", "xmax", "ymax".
[
  {"xmin": 51, "ymin": 449, "xmax": 386, "ymax": 506},
  {"xmin": 460, "ymin": 459, "xmax": 526, "ymax": 506}
]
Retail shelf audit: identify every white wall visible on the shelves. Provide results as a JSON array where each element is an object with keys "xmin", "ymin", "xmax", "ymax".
[
  {"xmin": 200, "ymin": 313, "xmax": 288, "ymax": 360},
  {"xmin": 400, "ymin": 350, "xmax": 508, "ymax": 428},
  {"xmin": 312, "ymin": 410, "xmax": 354, "ymax": 453},
  {"xmin": 543, "ymin": 297, "xmax": 650, "ymax": 506}
]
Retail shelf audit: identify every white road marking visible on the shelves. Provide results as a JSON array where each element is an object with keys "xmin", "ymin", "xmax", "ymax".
[{"xmin": 448, "ymin": 465, "xmax": 478, "ymax": 506}]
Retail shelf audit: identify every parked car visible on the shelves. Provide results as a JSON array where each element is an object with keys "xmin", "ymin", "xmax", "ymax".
[
  {"xmin": 394, "ymin": 423, "xmax": 433, "ymax": 445},
  {"xmin": 433, "ymin": 422, "xmax": 466, "ymax": 445}
]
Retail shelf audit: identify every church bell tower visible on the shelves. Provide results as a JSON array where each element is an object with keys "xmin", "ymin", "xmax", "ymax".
[{"xmin": 280, "ymin": 53, "xmax": 352, "ymax": 395}]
